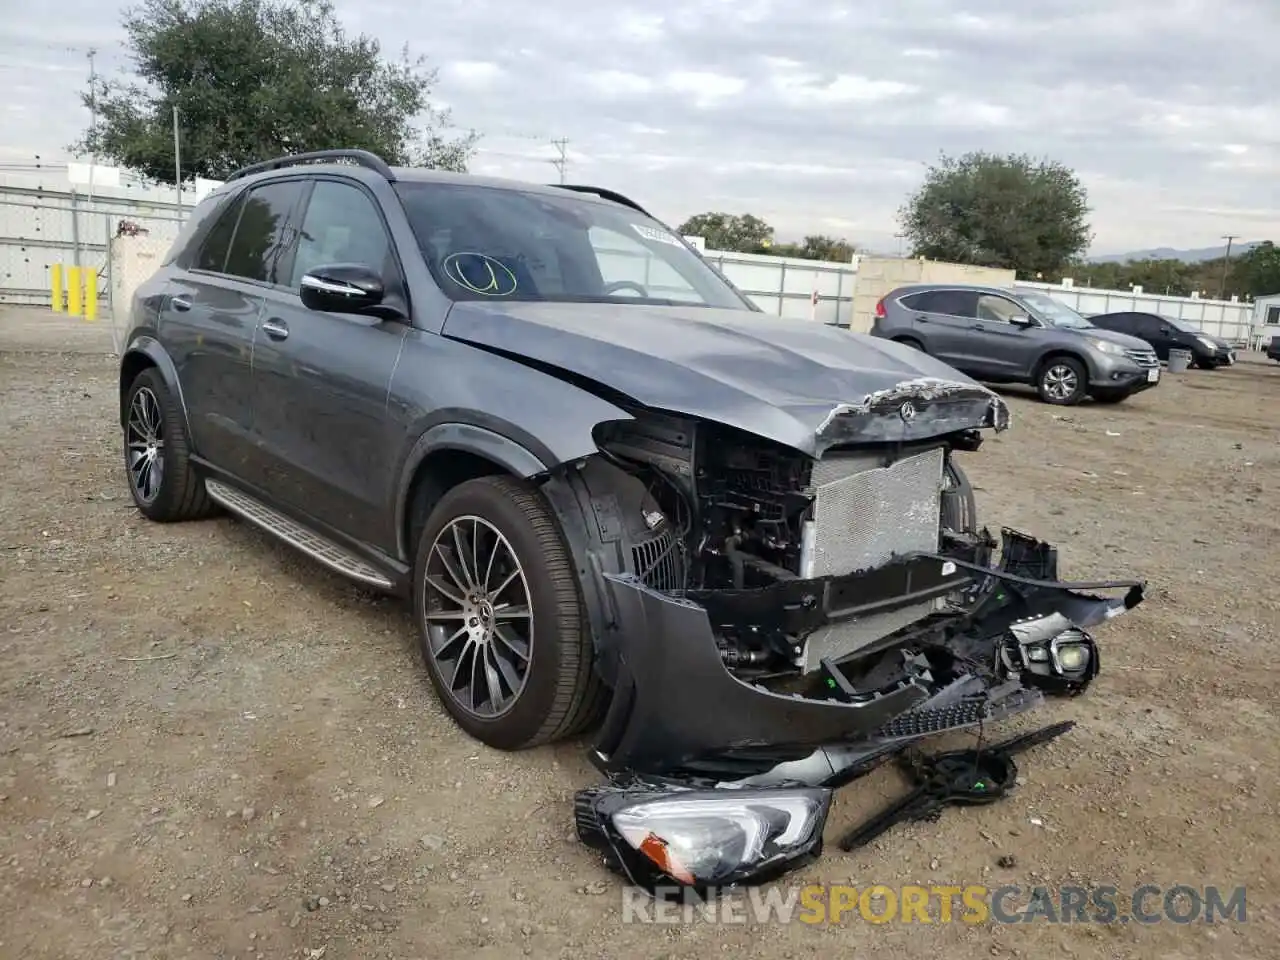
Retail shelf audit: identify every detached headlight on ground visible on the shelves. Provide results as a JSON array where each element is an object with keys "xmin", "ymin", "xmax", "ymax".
[
  {"xmin": 575, "ymin": 785, "xmax": 831, "ymax": 892},
  {"xmin": 1001, "ymin": 612, "xmax": 1100, "ymax": 695}
]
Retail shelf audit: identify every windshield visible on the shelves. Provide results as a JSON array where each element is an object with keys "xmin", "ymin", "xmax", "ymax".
[
  {"xmin": 1163, "ymin": 316, "xmax": 1200, "ymax": 334},
  {"xmin": 1019, "ymin": 291, "xmax": 1094, "ymax": 328},
  {"xmin": 393, "ymin": 181, "xmax": 752, "ymax": 309}
]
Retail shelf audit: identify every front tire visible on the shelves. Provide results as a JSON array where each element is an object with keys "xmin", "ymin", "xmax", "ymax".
[
  {"xmin": 122, "ymin": 367, "xmax": 216, "ymax": 522},
  {"xmin": 1037, "ymin": 356, "xmax": 1087, "ymax": 405},
  {"xmin": 411, "ymin": 475, "xmax": 603, "ymax": 750}
]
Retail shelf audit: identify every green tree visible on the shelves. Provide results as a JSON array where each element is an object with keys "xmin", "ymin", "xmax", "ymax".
[
  {"xmin": 772, "ymin": 234, "xmax": 859, "ymax": 263},
  {"xmin": 898, "ymin": 152, "xmax": 1092, "ymax": 277},
  {"xmin": 676, "ymin": 212, "xmax": 774, "ymax": 253},
  {"xmin": 76, "ymin": 0, "xmax": 476, "ymax": 183},
  {"xmin": 1229, "ymin": 241, "xmax": 1280, "ymax": 298}
]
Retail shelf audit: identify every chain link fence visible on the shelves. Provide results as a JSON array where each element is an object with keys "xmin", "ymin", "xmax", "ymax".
[{"xmin": 0, "ymin": 183, "xmax": 184, "ymax": 318}]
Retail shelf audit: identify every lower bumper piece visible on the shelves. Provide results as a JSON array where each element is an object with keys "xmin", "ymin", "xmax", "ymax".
[{"xmin": 590, "ymin": 530, "xmax": 1141, "ymax": 780}]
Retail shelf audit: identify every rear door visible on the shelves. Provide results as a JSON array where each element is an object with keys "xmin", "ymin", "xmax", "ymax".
[
  {"xmin": 1140, "ymin": 314, "xmax": 1178, "ymax": 359},
  {"xmin": 248, "ymin": 176, "xmax": 411, "ymax": 548},
  {"xmin": 897, "ymin": 288, "xmax": 979, "ymax": 370},
  {"xmin": 161, "ymin": 183, "xmax": 299, "ymax": 478}
]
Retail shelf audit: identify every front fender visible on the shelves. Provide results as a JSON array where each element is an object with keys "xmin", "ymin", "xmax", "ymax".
[{"xmin": 386, "ymin": 328, "xmax": 641, "ymax": 557}]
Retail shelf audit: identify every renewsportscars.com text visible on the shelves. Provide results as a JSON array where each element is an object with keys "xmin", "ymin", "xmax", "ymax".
[{"xmin": 622, "ymin": 883, "xmax": 1247, "ymax": 926}]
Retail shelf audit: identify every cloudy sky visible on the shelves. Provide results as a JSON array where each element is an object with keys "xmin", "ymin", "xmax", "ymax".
[{"xmin": 2, "ymin": 0, "xmax": 1276, "ymax": 254}]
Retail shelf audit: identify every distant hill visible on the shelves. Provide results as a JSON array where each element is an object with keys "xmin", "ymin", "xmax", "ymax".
[{"xmin": 1090, "ymin": 241, "xmax": 1262, "ymax": 264}]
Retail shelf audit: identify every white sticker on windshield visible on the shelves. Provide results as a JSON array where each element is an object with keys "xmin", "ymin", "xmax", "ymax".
[{"xmin": 632, "ymin": 223, "xmax": 685, "ymax": 247}]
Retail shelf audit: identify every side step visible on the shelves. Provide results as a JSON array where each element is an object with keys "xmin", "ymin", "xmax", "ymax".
[{"xmin": 205, "ymin": 479, "xmax": 394, "ymax": 590}]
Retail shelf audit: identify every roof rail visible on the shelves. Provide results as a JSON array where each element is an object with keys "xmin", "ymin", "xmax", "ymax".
[
  {"xmin": 552, "ymin": 184, "xmax": 651, "ymax": 217},
  {"xmin": 225, "ymin": 149, "xmax": 396, "ymax": 183}
]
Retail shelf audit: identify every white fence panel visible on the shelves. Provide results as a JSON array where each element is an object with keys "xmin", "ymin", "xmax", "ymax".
[{"xmin": 1014, "ymin": 281, "xmax": 1257, "ymax": 344}]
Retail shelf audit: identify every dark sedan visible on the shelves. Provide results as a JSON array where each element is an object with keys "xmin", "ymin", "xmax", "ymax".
[
  {"xmin": 1267, "ymin": 336, "xmax": 1280, "ymax": 362},
  {"xmin": 1089, "ymin": 311, "xmax": 1236, "ymax": 369}
]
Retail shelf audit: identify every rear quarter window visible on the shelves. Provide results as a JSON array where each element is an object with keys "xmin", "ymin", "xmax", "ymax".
[{"xmin": 163, "ymin": 191, "xmax": 236, "ymax": 268}]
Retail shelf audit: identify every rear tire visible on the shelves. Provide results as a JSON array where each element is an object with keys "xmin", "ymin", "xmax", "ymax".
[
  {"xmin": 411, "ymin": 475, "xmax": 604, "ymax": 750},
  {"xmin": 1036, "ymin": 356, "xmax": 1087, "ymax": 405},
  {"xmin": 122, "ymin": 367, "xmax": 216, "ymax": 522}
]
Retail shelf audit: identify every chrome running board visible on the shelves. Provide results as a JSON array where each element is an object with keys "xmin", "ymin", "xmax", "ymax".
[{"xmin": 205, "ymin": 479, "xmax": 393, "ymax": 590}]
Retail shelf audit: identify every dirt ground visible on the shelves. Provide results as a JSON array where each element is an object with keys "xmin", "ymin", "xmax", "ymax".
[{"xmin": 2, "ymin": 306, "xmax": 1278, "ymax": 959}]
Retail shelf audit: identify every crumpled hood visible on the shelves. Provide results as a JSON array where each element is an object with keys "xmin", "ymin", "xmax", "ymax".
[{"xmin": 442, "ymin": 301, "xmax": 1009, "ymax": 456}]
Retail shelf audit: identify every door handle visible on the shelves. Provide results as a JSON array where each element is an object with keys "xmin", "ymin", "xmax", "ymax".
[
  {"xmin": 262, "ymin": 318, "xmax": 289, "ymax": 341},
  {"xmin": 170, "ymin": 295, "xmax": 192, "ymax": 312},
  {"xmin": 915, "ymin": 315, "xmax": 930, "ymax": 323},
  {"xmin": 969, "ymin": 323, "xmax": 985, "ymax": 330}
]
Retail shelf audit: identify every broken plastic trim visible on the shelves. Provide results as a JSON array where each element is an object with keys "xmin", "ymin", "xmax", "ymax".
[
  {"xmin": 589, "ymin": 529, "xmax": 1143, "ymax": 780},
  {"xmin": 812, "ymin": 378, "xmax": 1011, "ymax": 455}
]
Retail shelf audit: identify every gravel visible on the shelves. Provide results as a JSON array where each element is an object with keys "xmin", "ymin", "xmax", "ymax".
[{"xmin": 2, "ymin": 308, "xmax": 1277, "ymax": 958}]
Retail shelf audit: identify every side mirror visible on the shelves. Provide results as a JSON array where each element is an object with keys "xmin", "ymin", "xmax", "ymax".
[
  {"xmin": 299, "ymin": 263, "xmax": 385, "ymax": 314},
  {"xmin": 1009, "ymin": 315, "xmax": 1035, "ymax": 328}
]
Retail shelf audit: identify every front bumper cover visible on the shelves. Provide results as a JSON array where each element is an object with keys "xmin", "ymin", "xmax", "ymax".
[{"xmin": 589, "ymin": 528, "xmax": 1143, "ymax": 782}]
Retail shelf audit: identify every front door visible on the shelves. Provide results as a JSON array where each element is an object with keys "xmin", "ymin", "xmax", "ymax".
[
  {"xmin": 966, "ymin": 292, "xmax": 1042, "ymax": 378},
  {"xmin": 249, "ymin": 177, "xmax": 410, "ymax": 550}
]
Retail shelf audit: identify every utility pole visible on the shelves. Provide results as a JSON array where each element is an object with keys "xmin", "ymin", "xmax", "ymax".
[
  {"xmin": 550, "ymin": 138, "xmax": 569, "ymax": 184},
  {"xmin": 86, "ymin": 48, "xmax": 97, "ymax": 202},
  {"xmin": 173, "ymin": 105, "xmax": 182, "ymax": 215},
  {"xmin": 1218, "ymin": 235, "xmax": 1238, "ymax": 299}
]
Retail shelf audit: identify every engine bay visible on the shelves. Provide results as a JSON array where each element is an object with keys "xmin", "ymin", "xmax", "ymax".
[{"xmin": 585, "ymin": 411, "xmax": 981, "ymax": 681}]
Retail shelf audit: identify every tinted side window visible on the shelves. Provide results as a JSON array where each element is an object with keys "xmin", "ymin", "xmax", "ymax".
[
  {"xmin": 164, "ymin": 192, "xmax": 230, "ymax": 267},
  {"xmin": 194, "ymin": 192, "xmax": 246, "ymax": 273},
  {"xmin": 900, "ymin": 291, "xmax": 958, "ymax": 313},
  {"xmin": 1092, "ymin": 313, "xmax": 1130, "ymax": 332},
  {"xmin": 1132, "ymin": 314, "xmax": 1165, "ymax": 337},
  {"xmin": 290, "ymin": 180, "xmax": 393, "ymax": 287},
  {"xmin": 905, "ymin": 289, "xmax": 978, "ymax": 318},
  {"xmin": 224, "ymin": 180, "xmax": 306, "ymax": 284}
]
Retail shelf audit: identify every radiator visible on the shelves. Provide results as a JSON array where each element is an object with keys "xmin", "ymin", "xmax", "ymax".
[
  {"xmin": 806, "ymin": 446, "xmax": 945, "ymax": 577},
  {"xmin": 798, "ymin": 446, "xmax": 947, "ymax": 673}
]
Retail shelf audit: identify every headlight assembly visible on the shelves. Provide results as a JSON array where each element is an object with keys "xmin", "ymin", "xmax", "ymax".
[
  {"xmin": 1196, "ymin": 335, "xmax": 1217, "ymax": 351},
  {"xmin": 1086, "ymin": 338, "xmax": 1126, "ymax": 355},
  {"xmin": 575, "ymin": 784, "xmax": 831, "ymax": 893},
  {"xmin": 1000, "ymin": 612, "xmax": 1099, "ymax": 696}
]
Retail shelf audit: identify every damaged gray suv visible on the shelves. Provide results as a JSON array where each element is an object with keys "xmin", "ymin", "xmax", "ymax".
[{"xmin": 121, "ymin": 150, "xmax": 1143, "ymax": 887}]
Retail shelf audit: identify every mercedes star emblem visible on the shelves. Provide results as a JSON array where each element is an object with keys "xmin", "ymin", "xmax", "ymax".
[{"xmin": 899, "ymin": 400, "xmax": 917, "ymax": 422}]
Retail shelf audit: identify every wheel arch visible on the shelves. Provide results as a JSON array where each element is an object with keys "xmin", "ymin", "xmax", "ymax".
[
  {"xmin": 396, "ymin": 422, "xmax": 558, "ymax": 564},
  {"xmin": 1032, "ymin": 348, "xmax": 1091, "ymax": 383},
  {"xmin": 119, "ymin": 336, "xmax": 191, "ymax": 436}
]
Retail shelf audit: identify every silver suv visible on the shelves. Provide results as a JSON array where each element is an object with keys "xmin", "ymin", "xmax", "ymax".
[{"xmin": 870, "ymin": 283, "xmax": 1160, "ymax": 405}]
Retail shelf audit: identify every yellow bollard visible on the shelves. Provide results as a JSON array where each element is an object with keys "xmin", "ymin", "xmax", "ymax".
[
  {"xmin": 51, "ymin": 263, "xmax": 64, "ymax": 312},
  {"xmin": 83, "ymin": 267, "xmax": 98, "ymax": 320},
  {"xmin": 67, "ymin": 266, "xmax": 83, "ymax": 316}
]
